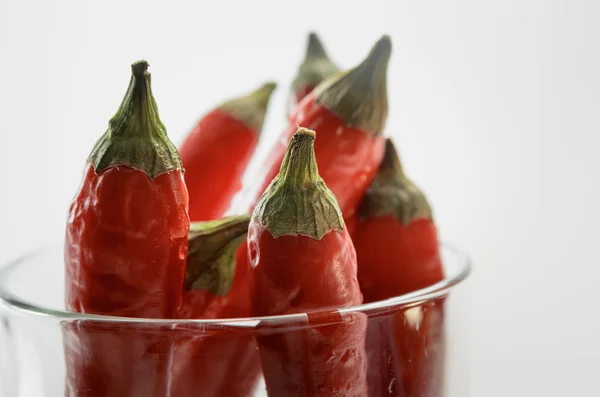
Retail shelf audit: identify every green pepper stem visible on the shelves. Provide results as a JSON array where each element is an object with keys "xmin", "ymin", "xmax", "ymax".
[
  {"xmin": 253, "ymin": 128, "xmax": 344, "ymax": 240},
  {"xmin": 218, "ymin": 82, "xmax": 277, "ymax": 134},
  {"xmin": 315, "ymin": 35, "xmax": 391, "ymax": 137},
  {"xmin": 88, "ymin": 60, "xmax": 181, "ymax": 178},
  {"xmin": 185, "ymin": 215, "xmax": 251, "ymax": 295},
  {"xmin": 306, "ymin": 32, "xmax": 329, "ymax": 60},
  {"xmin": 359, "ymin": 139, "xmax": 433, "ymax": 224},
  {"xmin": 292, "ymin": 32, "xmax": 340, "ymax": 95},
  {"xmin": 277, "ymin": 128, "xmax": 319, "ymax": 188}
]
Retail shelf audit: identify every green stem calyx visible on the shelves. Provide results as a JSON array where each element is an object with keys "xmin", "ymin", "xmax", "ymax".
[
  {"xmin": 314, "ymin": 35, "xmax": 391, "ymax": 137},
  {"xmin": 292, "ymin": 32, "xmax": 340, "ymax": 94},
  {"xmin": 185, "ymin": 214, "xmax": 250, "ymax": 295},
  {"xmin": 218, "ymin": 82, "xmax": 277, "ymax": 134},
  {"xmin": 88, "ymin": 60, "xmax": 181, "ymax": 178},
  {"xmin": 253, "ymin": 127, "xmax": 344, "ymax": 240},
  {"xmin": 359, "ymin": 139, "xmax": 433, "ymax": 224}
]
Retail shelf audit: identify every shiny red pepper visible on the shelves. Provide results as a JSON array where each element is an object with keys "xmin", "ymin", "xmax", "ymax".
[
  {"xmin": 288, "ymin": 32, "xmax": 339, "ymax": 115},
  {"xmin": 249, "ymin": 128, "xmax": 367, "ymax": 397},
  {"xmin": 222, "ymin": 37, "xmax": 391, "ymax": 395},
  {"xmin": 351, "ymin": 139, "xmax": 445, "ymax": 397},
  {"xmin": 63, "ymin": 61, "xmax": 189, "ymax": 396},
  {"xmin": 179, "ymin": 82, "xmax": 276, "ymax": 222},
  {"xmin": 245, "ymin": 36, "xmax": 391, "ymax": 220}
]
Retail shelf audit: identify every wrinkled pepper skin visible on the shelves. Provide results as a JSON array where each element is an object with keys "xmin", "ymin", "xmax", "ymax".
[
  {"xmin": 63, "ymin": 61, "xmax": 189, "ymax": 397},
  {"xmin": 249, "ymin": 128, "xmax": 368, "ymax": 397},
  {"xmin": 65, "ymin": 165, "xmax": 189, "ymax": 318},
  {"xmin": 179, "ymin": 83, "xmax": 276, "ymax": 222},
  {"xmin": 249, "ymin": 222, "xmax": 368, "ymax": 397}
]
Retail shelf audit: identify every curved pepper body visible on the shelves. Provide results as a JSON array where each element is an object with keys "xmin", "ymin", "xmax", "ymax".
[
  {"xmin": 65, "ymin": 164, "xmax": 189, "ymax": 318},
  {"xmin": 354, "ymin": 215, "xmax": 443, "ymax": 302},
  {"xmin": 64, "ymin": 164, "xmax": 189, "ymax": 397},
  {"xmin": 180, "ymin": 109, "xmax": 259, "ymax": 222},
  {"xmin": 248, "ymin": 221, "xmax": 368, "ymax": 397}
]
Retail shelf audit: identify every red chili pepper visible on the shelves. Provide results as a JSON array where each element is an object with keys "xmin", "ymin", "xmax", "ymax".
[
  {"xmin": 63, "ymin": 61, "xmax": 189, "ymax": 396},
  {"xmin": 171, "ymin": 215, "xmax": 259, "ymax": 397},
  {"xmin": 221, "ymin": 37, "xmax": 390, "ymax": 395},
  {"xmin": 246, "ymin": 36, "xmax": 391, "ymax": 219},
  {"xmin": 179, "ymin": 82, "xmax": 277, "ymax": 222},
  {"xmin": 351, "ymin": 139, "xmax": 445, "ymax": 397},
  {"xmin": 248, "ymin": 127, "xmax": 368, "ymax": 397},
  {"xmin": 288, "ymin": 32, "xmax": 339, "ymax": 115}
]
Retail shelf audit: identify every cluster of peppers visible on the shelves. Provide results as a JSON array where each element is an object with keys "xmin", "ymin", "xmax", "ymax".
[{"xmin": 63, "ymin": 33, "xmax": 445, "ymax": 397}]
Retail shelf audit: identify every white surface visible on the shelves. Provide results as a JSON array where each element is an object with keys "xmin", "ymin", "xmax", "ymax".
[{"xmin": 0, "ymin": 0, "xmax": 599, "ymax": 396}]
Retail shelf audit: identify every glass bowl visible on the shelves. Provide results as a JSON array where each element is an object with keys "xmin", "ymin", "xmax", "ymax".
[{"xmin": 0, "ymin": 244, "xmax": 470, "ymax": 397}]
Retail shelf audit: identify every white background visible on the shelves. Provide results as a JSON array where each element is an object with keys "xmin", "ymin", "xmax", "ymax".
[{"xmin": 1, "ymin": 0, "xmax": 599, "ymax": 396}]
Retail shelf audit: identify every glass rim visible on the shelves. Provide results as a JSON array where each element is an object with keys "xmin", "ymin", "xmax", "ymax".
[{"xmin": 0, "ymin": 242, "xmax": 471, "ymax": 327}]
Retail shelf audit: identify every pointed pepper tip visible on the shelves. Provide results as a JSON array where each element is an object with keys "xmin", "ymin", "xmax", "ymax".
[
  {"xmin": 259, "ymin": 81, "xmax": 278, "ymax": 96},
  {"xmin": 295, "ymin": 127, "xmax": 316, "ymax": 138},
  {"xmin": 306, "ymin": 32, "xmax": 328, "ymax": 59},
  {"xmin": 364, "ymin": 35, "xmax": 392, "ymax": 67}
]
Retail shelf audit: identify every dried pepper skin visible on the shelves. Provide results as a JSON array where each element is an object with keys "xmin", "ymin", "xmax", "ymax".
[
  {"xmin": 180, "ymin": 83, "xmax": 276, "ymax": 222},
  {"xmin": 352, "ymin": 139, "xmax": 446, "ymax": 397},
  {"xmin": 63, "ymin": 61, "xmax": 188, "ymax": 397},
  {"xmin": 249, "ymin": 128, "xmax": 368, "ymax": 397}
]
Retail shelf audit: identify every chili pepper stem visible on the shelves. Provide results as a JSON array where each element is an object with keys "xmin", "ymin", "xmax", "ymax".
[
  {"xmin": 292, "ymin": 32, "xmax": 340, "ymax": 94},
  {"xmin": 253, "ymin": 127, "xmax": 344, "ymax": 240},
  {"xmin": 218, "ymin": 82, "xmax": 277, "ymax": 134},
  {"xmin": 88, "ymin": 60, "xmax": 181, "ymax": 178},
  {"xmin": 185, "ymin": 215, "xmax": 251, "ymax": 295},
  {"xmin": 315, "ymin": 35, "xmax": 392, "ymax": 136},
  {"xmin": 306, "ymin": 32, "xmax": 328, "ymax": 59},
  {"xmin": 359, "ymin": 139, "xmax": 433, "ymax": 224}
]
